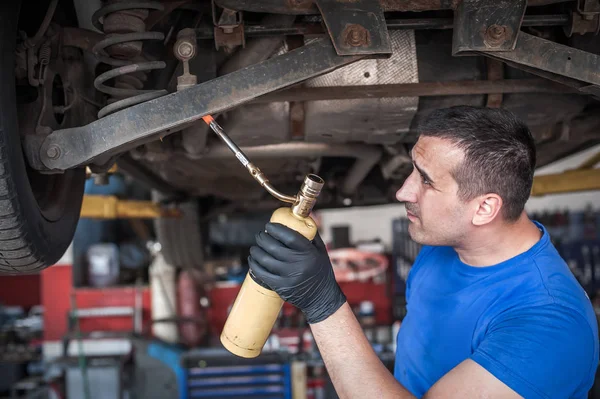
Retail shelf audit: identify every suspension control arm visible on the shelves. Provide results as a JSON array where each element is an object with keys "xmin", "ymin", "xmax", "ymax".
[{"xmin": 27, "ymin": 38, "xmax": 363, "ymax": 171}]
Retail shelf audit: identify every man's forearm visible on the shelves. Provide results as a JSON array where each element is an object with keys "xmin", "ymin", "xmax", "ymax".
[{"xmin": 309, "ymin": 302, "xmax": 415, "ymax": 399}]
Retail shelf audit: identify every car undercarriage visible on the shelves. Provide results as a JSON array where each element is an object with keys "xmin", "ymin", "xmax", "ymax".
[{"xmin": 2, "ymin": 0, "xmax": 599, "ymax": 272}]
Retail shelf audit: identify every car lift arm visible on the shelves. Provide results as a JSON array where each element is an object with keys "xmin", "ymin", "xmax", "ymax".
[{"xmin": 30, "ymin": 38, "xmax": 363, "ymax": 172}]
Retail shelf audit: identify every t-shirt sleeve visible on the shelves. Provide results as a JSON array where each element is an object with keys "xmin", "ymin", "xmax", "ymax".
[{"xmin": 470, "ymin": 304, "xmax": 597, "ymax": 399}]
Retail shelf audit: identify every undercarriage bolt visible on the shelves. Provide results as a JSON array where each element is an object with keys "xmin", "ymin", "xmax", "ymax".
[
  {"xmin": 46, "ymin": 145, "xmax": 61, "ymax": 160},
  {"xmin": 174, "ymin": 28, "xmax": 198, "ymax": 61},
  {"xmin": 485, "ymin": 24, "xmax": 508, "ymax": 47},
  {"xmin": 176, "ymin": 40, "xmax": 195, "ymax": 60},
  {"xmin": 344, "ymin": 24, "xmax": 369, "ymax": 47},
  {"xmin": 488, "ymin": 24, "xmax": 506, "ymax": 40}
]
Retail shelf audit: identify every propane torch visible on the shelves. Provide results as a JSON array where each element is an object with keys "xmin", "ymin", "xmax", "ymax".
[{"xmin": 202, "ymin": 115, "xmax": 324, "ymax": 358}]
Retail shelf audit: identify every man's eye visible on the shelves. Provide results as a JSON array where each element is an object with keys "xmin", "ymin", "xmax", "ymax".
[{"xmin": 420, "ymin": 174, "xmax": 431, "ymax": 185}]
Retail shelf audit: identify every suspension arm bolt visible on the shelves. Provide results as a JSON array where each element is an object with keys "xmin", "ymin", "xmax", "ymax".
[{"xmin": 46, "ymin": 145, "xmax": 62, "ymax": 160}]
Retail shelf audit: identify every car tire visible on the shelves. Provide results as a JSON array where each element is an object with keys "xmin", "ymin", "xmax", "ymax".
[
  {"xmin": 152, "ymin": 191, "xmax": 205, "ymax": 268},
  {"xmin": 0, "ymin": 2, "xmax": 85, "ymax": 273}
]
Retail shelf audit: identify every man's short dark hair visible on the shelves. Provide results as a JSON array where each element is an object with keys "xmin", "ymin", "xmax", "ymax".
[{"xmin": 418, "ymin": 106, "xmax": 536, "ymax": 222}]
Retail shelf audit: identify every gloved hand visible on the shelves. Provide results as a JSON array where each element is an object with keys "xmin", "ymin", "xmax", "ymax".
[{"xmin": 248, "ymin": 222, "xmax": 346, "ymax": 324}]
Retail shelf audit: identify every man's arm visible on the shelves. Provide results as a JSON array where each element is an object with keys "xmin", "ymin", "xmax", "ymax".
[
  {"xmin": 310, "ymin": 302, "xmax": 414, "ymax": 399},
  {"xmin": 309, "ymin": 301, "xmax": 521, "ymax": 399}
]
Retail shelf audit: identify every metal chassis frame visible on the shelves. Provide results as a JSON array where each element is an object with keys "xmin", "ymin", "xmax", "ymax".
[{"xmin": 25, "ymin": 1, "xmax": 600, "ymax": 173}]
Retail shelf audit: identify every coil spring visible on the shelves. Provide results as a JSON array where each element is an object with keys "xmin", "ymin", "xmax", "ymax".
[
  {"xmin": 92, "ymin": 1, "xmax": 167, "ymax": 118},
  {"xmin": 38, "ymin": 42, "xmax": 51, "ymax": 66}
]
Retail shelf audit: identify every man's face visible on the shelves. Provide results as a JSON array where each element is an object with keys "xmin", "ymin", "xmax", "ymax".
[{"xmin": 396, "ymin": 136, "xmax": 473, "ymax": 246}]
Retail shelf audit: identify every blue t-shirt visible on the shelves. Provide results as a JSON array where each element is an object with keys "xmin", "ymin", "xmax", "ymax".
[{"xmin": 395, "ymin": 222, "xmax": 599, "ymax": 398}]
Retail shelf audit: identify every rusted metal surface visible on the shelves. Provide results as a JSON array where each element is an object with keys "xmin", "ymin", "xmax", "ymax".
[
  {"xmin": 578, "ymin": 0, "xmax": 600, "ymax": 16},
  {"xmin": 213, "ymin": 4, "xmax": 245, "ymax": 49},
  {"xmin": 217, "ymin": 0, "xmax": 314, "ymax": 14},
  {"xmin": 379, "ymin": 0, "xmax": 458, "ymax": 11},
  {"xmin": 565, "ymin": 10, "xmax": 600, "ymax": 36},
  {"xmin": 194, "ymin": 15, "xmax": 568, "ymax": 41},
  {"xmin": 219, "ymin": 14, "xmax": 296, "ymax": 75},
  {"xmin": 31, "ymin": 39, "xmax": 364, "ymax": 171},
  {"xmin": 251, "ymin": 79, "xmax": 575, "ymax": 103},
  {"xmin": 214, "ymin": 23, "xmax": 245, "ymax": 49},
  {"xmin": 483, "ymin": 31, "xmax": 600, "ymax": 86},
  {"xmin": 485, "ymin": 59, "xmax": 505, "ymax": 108},
  {"xmin": 564, "ymin": 0, "xmax": 600, "ymax": 36},
  {"xmin": 484, "ymin": 24, "xmax": 509, "ymax": 47},
  {"xmin": 343, "ymin": 24, "xmax": 370, "ymax": 47},
  {"xmin": 528, "ymin": 0, "xmax": 574, "ymax": 5},
  {"xmin": 92, "ymin": 1, "xmax": 163, "ymax": 59},
  {"xmin": 304, "ymin": 30, "xmax": 418, "ymax": 145},
  {"xmin": 453, "ymin": 0, "xmax": 527, "ymax": 55},
  {"xmin": 287, "ymin": 35, "xmax": 306, "ymax": 140},
  {"xmin": 61, "ymin": 27, "xmax": 103, "ymax": 52},
  {"xmin": 92, "ymin": 1, "xmax": 167, "ymax": 118},
  {"xmin": 216, "ymin": 0, "xmax": 569, "ymax": 13},
  {"xmin": 215, "ymin": 0, "xmax": 318, "ymax": 14},
  {"xmin": 214, "ymin": 0, "xmax": 460, "ymax": 14},
  {"xmin": 315, "ymin": 0, "xmax": 390, "ymax": 55},
  {"xmin": 146, "ymin": 0, "xmax": 191, "ymax": 30}
]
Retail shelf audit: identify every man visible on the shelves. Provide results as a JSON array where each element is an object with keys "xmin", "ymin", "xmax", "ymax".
[{"xmin": 248, "ymin": 106, "xmax": 599, "ymax": 398}]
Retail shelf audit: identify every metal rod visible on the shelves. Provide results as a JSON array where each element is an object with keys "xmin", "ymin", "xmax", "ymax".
[
  {"xmin": 202, "ymin": 115, "xmax": 297, "ymax": 204},
  {"xmin": 202, "ymin": 115, "xmax": 251, "ymax": 167},
  {"xmin": 195, "ymin": 15, "xmax": 569, "ymax": 39},
  {"xmin": 215, "ymin": 0, "xmax": 570, "ymax": 14},
  {"xmin": 251, "ymin": 79, "xmax": 576, "ymax": 103}
]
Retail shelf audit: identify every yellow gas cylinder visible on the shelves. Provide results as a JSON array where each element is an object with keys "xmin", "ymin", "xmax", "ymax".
[{"xmin": 220, "ymin": 174, "xmax": 324, "ymax": 358}]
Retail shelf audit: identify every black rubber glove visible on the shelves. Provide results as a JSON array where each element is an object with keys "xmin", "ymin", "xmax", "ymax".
[{"xmin": 248, "ymin": 222, "xmax": 346, "ymax": 324}]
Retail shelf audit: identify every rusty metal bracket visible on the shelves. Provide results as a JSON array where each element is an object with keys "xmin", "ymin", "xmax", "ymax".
[
  {"xmin": 482, "ymin": 31, "xmax": 600, "ymax": 87},
  {"xmin": 315, "ymin": 0, "xmax": 391, "ymax": 55},
  {"xmin": 29, "ymin": 38, "xmax": 364, "ymax": 171},
  {"xmin": 565, "ymin": 0, "xmax": 600, "ymax": 36},
  {"xmin": 212, "ymin": 1, "xmax": 245, "ymax": 49},
  {"xmin": 215, "ymin": 0, "xmax": 461, "ymax": 15},
  {"xmin": 578, "ymin": 0, "xmax": 600, "ymax": 17},
  {"xmin": 452, "ymin": 0, "xmax": 527, "ymax": 55},
  {"xmin": 485, "ymin": 59, "xmax": 505, "ymax": 108}
]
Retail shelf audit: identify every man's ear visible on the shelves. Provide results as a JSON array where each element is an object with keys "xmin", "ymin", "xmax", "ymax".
[{"xmin": 472, "ymin": 194, "xmax": 502, "ymax": 226}]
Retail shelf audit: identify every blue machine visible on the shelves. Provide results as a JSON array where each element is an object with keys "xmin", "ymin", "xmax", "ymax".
[{"xmin": 148, "ymin": 342, "xmax": 293, "ymax": 399}]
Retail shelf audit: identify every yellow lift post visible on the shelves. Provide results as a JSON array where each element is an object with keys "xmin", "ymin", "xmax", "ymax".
[
  {"xmin": 80, "ymin": 195, "xmax": 182, "ymax": 219},
  {"xmin": 81, "ymin": 165, "xmax": 181, "ymax": 220},
  {"xmin": 531, "ymin": 151, "xmax": 600, "ymax": 196}
]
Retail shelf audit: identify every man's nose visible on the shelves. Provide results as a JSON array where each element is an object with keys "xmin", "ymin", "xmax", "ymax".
[{"xmin": 396, "ymin": 174, "xmax": 417, "ymax": 203}]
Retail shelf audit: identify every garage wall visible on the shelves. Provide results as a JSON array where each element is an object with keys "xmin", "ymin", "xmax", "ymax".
[{"xmin": 318, "ymin": 144, "xmax": 600, "ymax": 250}]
